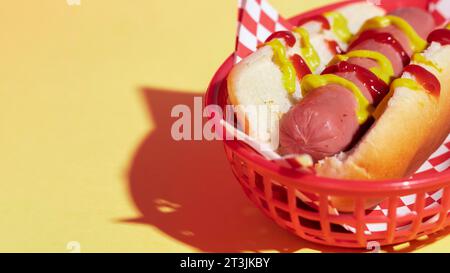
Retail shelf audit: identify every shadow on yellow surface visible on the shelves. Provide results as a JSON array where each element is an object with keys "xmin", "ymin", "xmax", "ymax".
[{"xmin": 123, "ymin": 87, "xmax": 449, "ymax": 253}]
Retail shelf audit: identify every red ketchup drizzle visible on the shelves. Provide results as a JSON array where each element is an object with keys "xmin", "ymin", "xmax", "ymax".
[
  {"xmin": 295, "ymin": 15, "xmax": 341, "ymax": 54},
  {"xmin": 291, "ymin": 54, "xmax": 312, "ymax": 80},
  {"xmin": 296, "ymin": 14, "xmax": 331, "ymax": 30},
  {"xmin": 265, "ymin": 31, "xmax": 296, "ymax": 47},
  {"xmin": 265, "ymin": 31, "xmax": 312, "ymax": 80},
  {"xmin": 427, "ymin": 29, "xmax": 450, "ymax": 46},
  {"xmin": 327, "ymin": 40, "xmax": 343, "ymax": 55},
  {"xmin": 349, "ymin": 30, "xmax": 410, "ymax": 66},
  {"xmin": 322, "ymin": 61, "xmax": 389, "ymax": 105},
  {"xmin": 403, "ymin": 64, "xmax": 441, "ymax": 96}
]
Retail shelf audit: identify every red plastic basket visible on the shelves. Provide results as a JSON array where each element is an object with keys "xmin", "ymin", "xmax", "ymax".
[{"xmin": 205, "ymin": 0, "xmax": 450, "ymax": 248}]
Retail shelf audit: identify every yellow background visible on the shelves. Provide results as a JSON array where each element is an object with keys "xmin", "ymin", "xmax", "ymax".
[{"xmin": 0, "ymin": 0, "xmax": 448, "ymax": 252}]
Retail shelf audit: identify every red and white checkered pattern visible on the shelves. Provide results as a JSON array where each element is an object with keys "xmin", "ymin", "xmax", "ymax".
[
  {"xmin": 293, "ymin": 136, "xmax": 450, "ymax": 235},
  {"xmin": 429, "ymin": 0, "xmax": 450, "ymax": 23},
  {"xmin": 414, "ymin": 135, "xmax": 450, "ymax": 177},
  {"xmin": 233, "ymin": 0, "xmax": 450, "ymax": 233},
  {"xmin": 355, "ymin": 134, "xmax": 450, "ymax": 234},
  {"xmin": 296, "ymin": 135, "xmax": 450, "ymax": 234},
  {"xmin": 235, "ymin": 0, "xmax": 293, "ymax": 63},
  {"xmin": 235, "ymin": 0, "xmax": 450, "ymax": 63},
  {"xmin": 357, "ymin": 189, "xmax": 444, "ymax": 234}
]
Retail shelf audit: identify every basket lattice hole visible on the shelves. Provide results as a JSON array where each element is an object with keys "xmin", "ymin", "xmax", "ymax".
[
  {"xmin": 416, "ymin": 232, "xmax": 427, "ymax": 239},
  {"xmin": 421, "ymin": 214, "xmax": 437, "ymax": 224},
  {"xmin": 397, "ymin": 220, "xmax": 413, "ymax": 229},
  {"xmin": 298, "ymin": 216, "xmax": 321, "ymax": 230},
  {"xmin": 275, "ymin": 207, "xmax": 291, "ymax": 221},
  {"xmin": 259, "ymin": 198, "xmax": 269, "ymax": 211},
  {"xmin": 296, "ymin": 196, "xmax": 318, "ymax": 212},
  {"xmin": 254, "ymin": 172, "xmax": 264, "ymax": 192},
  {"xmin": 271, "ymin": 183, "xmax": 288, "ymax": 203},
  {"xmin": 330, "ymin": 223, "xmax": 352, "ymax": 233}
]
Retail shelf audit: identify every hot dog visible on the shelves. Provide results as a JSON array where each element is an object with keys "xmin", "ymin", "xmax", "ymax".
[
  {"xmin": 278, "ymin": 7, "xmax": 436, "ymax": 161},
  {"xmin": 311, "ymin": 25, "xmax": 450, "ymax": 211},
  {"xmin": 316, "ymin": 25, "xmax": 450, "ymax": 181},
  {"xmin": 228, "ymin": 2, "xmax": 385, "ymax": 148}
]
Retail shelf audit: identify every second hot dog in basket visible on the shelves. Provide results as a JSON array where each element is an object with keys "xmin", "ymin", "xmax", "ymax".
[{"xmin": 278, "ymin": 7, "xmax": 436, "ymax": 161}]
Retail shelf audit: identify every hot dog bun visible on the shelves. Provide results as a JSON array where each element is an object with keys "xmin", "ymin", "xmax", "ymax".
[
  {"xmin": 316, "ymin": 43, "xmax": 450, "ymax": 181},
  {"xmin": 228, "ymin": 3, "xmax": 385, "ymax": 149},
  {"xmin": 337, "ymin": 2, "xmax": 388, "ymax": 35},
  {"xmin": 313, "ymin": 42, "xmax": 450, "ymax": 212},
  {"xmin": 228, "ymin": 45, "xmax": 295, "ymax": 148}
]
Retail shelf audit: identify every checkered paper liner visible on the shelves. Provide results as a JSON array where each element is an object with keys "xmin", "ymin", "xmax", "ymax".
[
  {"xmin": 235, "ymin": 0, "xmax": 293, "ymax": 64},
  {"xmin": 429, "ymin": 0, "xmax": 450, "ymax": 23},
  {"xmin": 235, "ymin": 0, "xmax": 450, "ymax": 63},
  {"xmin": 294, "ymin": 135, "xmax": 450, "ymax": 235},
  {"xmin": 227, "ymin": 0, "xmax": 450, "ymax": 234}
]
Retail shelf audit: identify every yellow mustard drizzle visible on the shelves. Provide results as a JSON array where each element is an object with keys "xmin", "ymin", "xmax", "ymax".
[
  {"xmin": 301, "ymin": 74, "xmax": 372, "ymax": 124},
  {"xmin": 293, "ymin": 27, "xmax": 320, "ymax": 72},
  {"xmin": 359, "ymin": 15, "xmax": 427, "ymax": 52},
  {"xmin": 372, "ymin": 78, "xmax": 422, "ymax": 119},
  {"xmin": 332, "ymin": 50, "xmax": 395, "ymax": 84},
  {"xmin": 324, "ymin": 11, "xmax": 352, "ymax": 44},
  {"xmin": 390, "ymin": 78, "xmax": 422, "ymax": 91},
  {"xmin": 412, "ymin": 53, "xmax": 442, "ymax": 72},
  {"xmin": 266, "ymin": 39, "xmax": 297, "ymax": 94}
]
